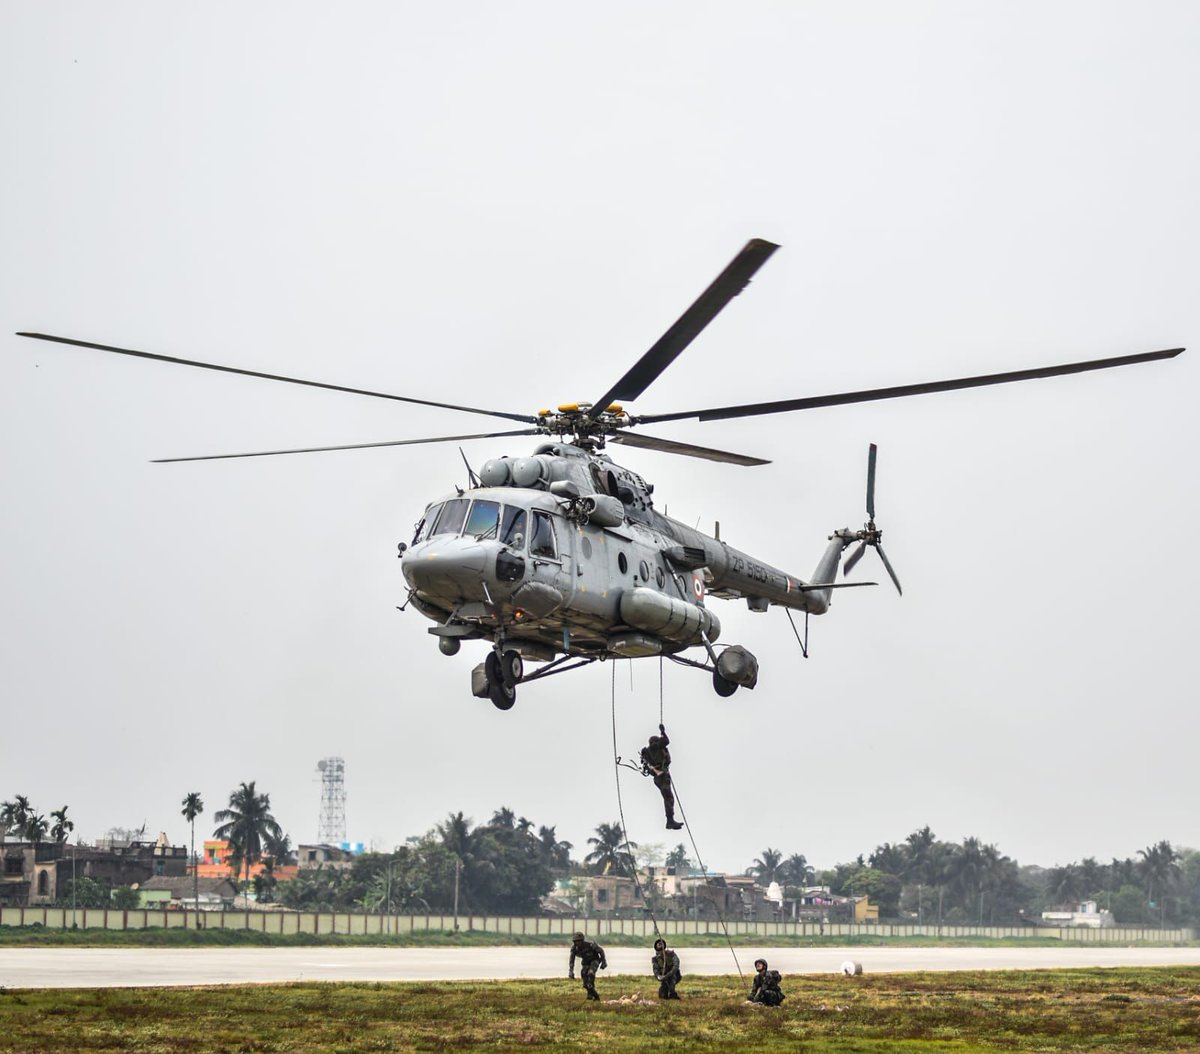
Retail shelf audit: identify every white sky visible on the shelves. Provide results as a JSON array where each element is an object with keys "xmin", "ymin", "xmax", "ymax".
[{"xmin": 2, "ymin": 2, "xmax": 1197, "ymax": 876}]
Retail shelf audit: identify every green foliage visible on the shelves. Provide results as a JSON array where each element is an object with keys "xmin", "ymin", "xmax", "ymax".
[
  {"xmin": 109, "ymin": 886, "xmax": 140, "ymax": 910},
  {"xmin": 212, "ymin": 781, "xmax": 284, "ymax": 888},
  {"xmin": 58, "ymin": 877, "xmax": 111, "ymax": 909},
  {"xmin": 278, "ymin": 809, "xmax": 558, "ymax": 915}
]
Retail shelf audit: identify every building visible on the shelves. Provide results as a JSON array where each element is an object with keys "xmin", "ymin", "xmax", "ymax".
[
  {"xmin": 1041, "ymin": 900, "xmax": 1115, "ymax": 928},
  {"xmin": 197, "ymin": 840, "xmax": 298, "ymax": 883},
  {"xmin": 137, "ymin": 876, "xmax": 239, "ymax": 910},
  {"xmin": 1, "ymin": 836, "xmax": 189, "ymax": 907},
  {"xmin": 297, "ymin": 844, "xmax": 357, "ymax": 870}
]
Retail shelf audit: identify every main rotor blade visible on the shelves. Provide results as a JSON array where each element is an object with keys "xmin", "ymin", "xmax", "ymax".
[
  {"xmin": 843, "ymin": 541, "xmax": 868, "ymax": 574},
  {"xmin": 866, "ymin": 443, "xmax": 877, "ymax": 520},
  {"xmin": 149, "ymin": 428, "xmax": 542, "ymax": 463},
  {"xmin": 635, "ymin": 347, "xmax": 1185, "ymax": 425},
  {"xmin": 16, "ymin": 332, "xmax": 539, "ymax": 424},
  {"xmin": 588, "ymin": 238, "xmax": 779, "ymax": 417},
  {"xmin": 609, "ymin": 430, "xmax": 770, "ymax": 466},
  {"xmin": 875, "ymin": 543, "xmax": 903, "ymax": 595}
]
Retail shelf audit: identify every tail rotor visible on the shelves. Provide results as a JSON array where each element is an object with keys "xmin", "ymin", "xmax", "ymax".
[{"xmin": 844, "ymin": 443, "xmax": 902, "ymax": 595}]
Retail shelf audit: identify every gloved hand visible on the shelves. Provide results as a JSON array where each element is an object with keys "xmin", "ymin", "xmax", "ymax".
[
  {"xmin": 659, "ymin": 723, "xmax": 666, "ymax": 734},
  {"xmin": 568, "ymin": 971, "xmax": 575, "ymax": 980},
  {"xmin": 600, "ymin": 962, "xmax": 608, "ymax": 970}
]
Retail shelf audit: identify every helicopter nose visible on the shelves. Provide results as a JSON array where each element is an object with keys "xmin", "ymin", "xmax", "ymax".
[{"xmin": 402, "ymin": 538, "xmax": 489, "ymax": 599}]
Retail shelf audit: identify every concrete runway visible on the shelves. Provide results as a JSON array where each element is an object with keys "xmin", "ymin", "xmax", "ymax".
[{"xmin": 1, "ymin": 946, "xmax": 1198, "ymax": 989}]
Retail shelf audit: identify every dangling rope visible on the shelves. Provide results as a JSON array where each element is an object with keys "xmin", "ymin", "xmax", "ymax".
[
  {"xmin": 669, "ymin": 776, "xmax": 744, "ymax": 981},
  {"xmin": 611, "ymin": 662, "xmax": 662, "ymax": 937}
]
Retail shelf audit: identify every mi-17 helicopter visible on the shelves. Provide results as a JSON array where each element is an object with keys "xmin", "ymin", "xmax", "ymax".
[{"xmin": 18, "ymin": 239, "xmax": 1183, "ymax": 710}]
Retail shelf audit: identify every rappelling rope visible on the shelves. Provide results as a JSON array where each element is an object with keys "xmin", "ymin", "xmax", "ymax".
[
  {"xmin": 611, "ymin": 662, "xmax": 662, "ymax": 938},
  {"xmin": 669, "ymin": 776, "xmax": 744, "ymax": 981},
  {"xmin": 656, "ymin": 659, "xmax": 743, "ymax": 982}
]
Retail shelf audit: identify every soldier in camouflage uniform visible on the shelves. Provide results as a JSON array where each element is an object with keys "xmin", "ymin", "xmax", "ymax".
[
  {"xmin": 747, "ymin": 957, "xmax": 785, "ymax": 1006},
  {"xmin": 568, "ymin": 931, "xmax": 607, "ymax": 1000},
  {"xmin": 640, "ymin": 723, "xmax": 684, "ymax": 830},
  {"xmin": 651, "ymin": 937, "xmax": 682, "ymax": 999}
]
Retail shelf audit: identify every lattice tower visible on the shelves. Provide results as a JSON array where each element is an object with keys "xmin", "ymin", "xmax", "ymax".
[{"xmin": 316, "ymin": 756, "xmax": 346, "ymax": 843}]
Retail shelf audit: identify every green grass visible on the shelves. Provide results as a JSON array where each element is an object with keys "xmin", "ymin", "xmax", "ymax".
[
  {"xmin": 1, "ymin": 925, "xmax": 1195, "ymax": 949},
  {"xmin": 1, "ymin": 968, "xmax": 1198, "ymax": 1052}
]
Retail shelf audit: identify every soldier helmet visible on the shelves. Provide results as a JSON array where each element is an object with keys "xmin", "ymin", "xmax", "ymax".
[
  {"xmin": 654, "ymin": 938, "xmax": 666, "ymax": 950},
  {"xmin": 572, "ymin": 932, "xmax": 585, "ymax": 942},
  {"xmin": 754, "ymin": 958, "xmax": 768, "ymax": 971},
  {"xmin": 648, "ymin": 734, "xmax": 663, "ymax": 747}
]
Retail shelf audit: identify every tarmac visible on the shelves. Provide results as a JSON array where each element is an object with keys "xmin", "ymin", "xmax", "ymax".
[{"xmin": 1, "ymin": 945, "xmax": 1198, "ymax": 989}]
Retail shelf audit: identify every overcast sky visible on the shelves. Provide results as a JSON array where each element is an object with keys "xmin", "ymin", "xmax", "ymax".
[{"xmin": 2, "ymin": 2, "xmax": 1196, "ymax": 877}]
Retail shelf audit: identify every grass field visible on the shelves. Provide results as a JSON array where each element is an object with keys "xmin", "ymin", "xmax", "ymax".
[
  {"xmin": 1, "ymin": 967, "xmax": 1197, "ymax": 1052},
  {"xmin": 1, "ymin": 925, "xmax": 1195, "ymax": 949}
]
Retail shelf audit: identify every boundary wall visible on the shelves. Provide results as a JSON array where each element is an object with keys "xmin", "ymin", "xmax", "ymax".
[{"xmin": 1, "ymin": 907, "xmax": 1194, "ymax": 942}]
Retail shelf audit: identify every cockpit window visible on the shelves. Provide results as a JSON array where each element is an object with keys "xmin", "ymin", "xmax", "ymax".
[
  {"xmin": 414, "ymin": 503, "xmax": 442, "ymax": 543},
  {"xmin": 430, "ymin": 498, "xmax": 469, "ymax": 537},
  {"xmin": 464, "ymin": 500, "xmax": 501, "ymax": 539},
  {"xmin": 501, "ymin": 506, "xmax": 527, "ymax": 548},
  {"xmin": 530, "ymin": 510, "xmax": 557, "ymax": 559}
]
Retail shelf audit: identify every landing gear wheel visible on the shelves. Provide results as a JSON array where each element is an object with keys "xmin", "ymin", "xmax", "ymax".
[
  {"xmin": 712, "ymin": 669, "xmax": 739, "ymax": 698},
  {"xmin": 500, "ymin": 649, "xmax": 524, "ymax": 688},
  {"xmin": 485, "ymin": 651, "xmax": 517, "ymax": 711}
]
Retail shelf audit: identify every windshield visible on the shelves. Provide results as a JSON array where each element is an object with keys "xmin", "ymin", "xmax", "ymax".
[
  {"xmin": 500, "ymin": 506, "xmax": 527, "ymax": 547},
  {"xmin": 414, "ymin": 503, "xmax": 442, "ymax": 543},
  {"xmin": 430, "ymin": 498, "xmax": 469, "ymax": 537},
  {"xmin": 464, "ymin": 500, "xmax": 501, "ymax": 539}
]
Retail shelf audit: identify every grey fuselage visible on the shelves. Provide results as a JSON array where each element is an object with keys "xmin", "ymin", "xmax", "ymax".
[{"xmin": 399, "ymin": 442, "xmax": 852, "ymax": 662}]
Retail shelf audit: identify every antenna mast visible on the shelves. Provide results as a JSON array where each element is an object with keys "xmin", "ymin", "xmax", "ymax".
[{"xmin": 316, "ymin": 756, "xmax": 347, "ymax": 844}]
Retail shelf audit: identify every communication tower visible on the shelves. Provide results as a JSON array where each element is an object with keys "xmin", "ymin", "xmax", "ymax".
[{"xmin": 316, "ymin": 756, "xmax": 346, "ymax": 844}]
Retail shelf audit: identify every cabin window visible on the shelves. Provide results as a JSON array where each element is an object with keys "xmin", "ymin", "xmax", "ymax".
[
  {"xmin": 414, "ymin": 504, "xmax": 441, "ymax": 543},
  {"xmin": 618, "ymin": 552, "xmax": 628, "ymax": 575},
  {"xmin": 464, "ymin": 500, "xmax": 501, "ymax": 539},
  {"xmin": 639, "ymin": 560, "xmax": 650, "ymax": 581},
  {"xmin": 655, "ymin": 567, "xmax": 665, "ymax": 588},
  {"xmin": 530, "ymin": 511, "xmax": 557, "ymax": 559},
  {"xmin": 430, "ymin": 498, "xmax": 469, "ymax": 537},
  {"xmin": 501, "ymin": 507, "xmax": 527, "ymax": 548}
]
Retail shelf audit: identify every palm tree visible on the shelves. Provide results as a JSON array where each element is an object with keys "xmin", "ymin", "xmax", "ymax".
[
  {"xmin": 537, "ymin": 825, "xmax": 573, "ymax": 872},
  {"xmin": 181, "ymin": 792, "xmax": 204, "ymax": 912},
  {"xmin": 0, "ymin": 800, "xmax": 20, "ymax": 841},
  {"xmin": 212, "ymin": 782, "xmax": 284, "ymax": 895},
  {"xmin": 1, "ymin": 796, "xmax": 33, "ymax": 841},
  {"xmin": 490, "ymin": 807, "xmax": 516, "ymax": 829},
  {"xmin": 24, "ymin": 813, "xmax": 49, "ymax": 845},
  {"xmin": 437, "ymin": 811, "xmax": 497, "ymax": 911},
  {"xmin": 585, "ymin": 822, "xmax": 636, "ymax": 875},
  {"xmin": 1138, "ymin": 841, "xmax": 1180, "ymax": 926},
  {"xmin": 665, "ymin": 844, "xmax": 692, "ymax": 870},
  {"xmin": 50, "ymin": 806, "xmax": 74, "ymax": 844},
  {"xmin": 1047, "ymin": 863, "xmax": 1085, "ymax": 907},
  {"xmin": 782, "ymin": 853, "xmax": 814, "ymax": 888},
  {"xmin": 749, "ymin": 847, "xmax": 784, "ymax": 884}
]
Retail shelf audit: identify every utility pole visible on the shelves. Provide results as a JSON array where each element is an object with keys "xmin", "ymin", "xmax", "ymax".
[
  {"xmin": 385, "ymin": 860, "xmax": 393, "ymax": 936},
  {"xmin": 71, "ymin": 844, "xmax": 77, "ymax": 927},
  {"xmin": 453, "ymin": 857, "xmax": 461, "ymax": 932}
]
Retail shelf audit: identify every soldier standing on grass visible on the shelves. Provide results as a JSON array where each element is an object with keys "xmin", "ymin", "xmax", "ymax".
[
  {"xmin": 651, "ymin": 937, "xmax": 682, "ymax": 999},
  {"xmin": 746, "ymin": 958, "xmax": 785, "ymax": 1006},
  {"xmin": 568, "ymin": 932, "xmax": 607, "ymax": 1001}
]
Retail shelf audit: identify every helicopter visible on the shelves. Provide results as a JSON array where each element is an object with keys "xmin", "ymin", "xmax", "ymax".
[{"xmin": 18, "ymin": 238, "xmax": 1183, "ymax": 710}]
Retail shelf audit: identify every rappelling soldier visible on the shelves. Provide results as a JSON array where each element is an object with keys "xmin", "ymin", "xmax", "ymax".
[
  {"xmin": 640, "ymin": 723, "xmax": 683, "ymax": 830},
  {"xmin": 568, "ymin": 932, "xmax": 607, "ymax": 1001},
  {"xmin": 651, "ymin": 937, "xmax": 682, "ymax": 999},
  {"xmin": 746, "ymin": 957, "xmax": 785, "ymax": 1006}
]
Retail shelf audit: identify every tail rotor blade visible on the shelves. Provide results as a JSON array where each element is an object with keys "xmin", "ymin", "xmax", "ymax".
[
  {"xmin": 875, "ymin": 543, "xmax": 903, "ymax": 596},
  {"xmin": 844, "ymin": 541, "xmax": 868, "ymax": 575},
  {"xmin": 866, "ymin": 443, "xmax": 877, "ymax": 520}
]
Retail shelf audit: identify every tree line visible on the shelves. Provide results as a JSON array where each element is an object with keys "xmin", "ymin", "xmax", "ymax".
[
  {"xmin": 746, "ymin": 827, "xmax": 1200, "ymax": 927},
  {"xmin": 8, "ymin": 786, "xmax": 1198, "ymax": 927}
]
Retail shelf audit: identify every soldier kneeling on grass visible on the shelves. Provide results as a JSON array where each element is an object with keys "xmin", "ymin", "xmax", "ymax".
[
  {"xmin": 651, "ymin": 937, "xmax": 682, "ymax": 999},
  {"xmin": 747, "ymin": 958, "xmax": 785, "ymax": 1006},
  {"xmin": 568, "ymin": 932, "xmax": 607, "ymax": 1001}
]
